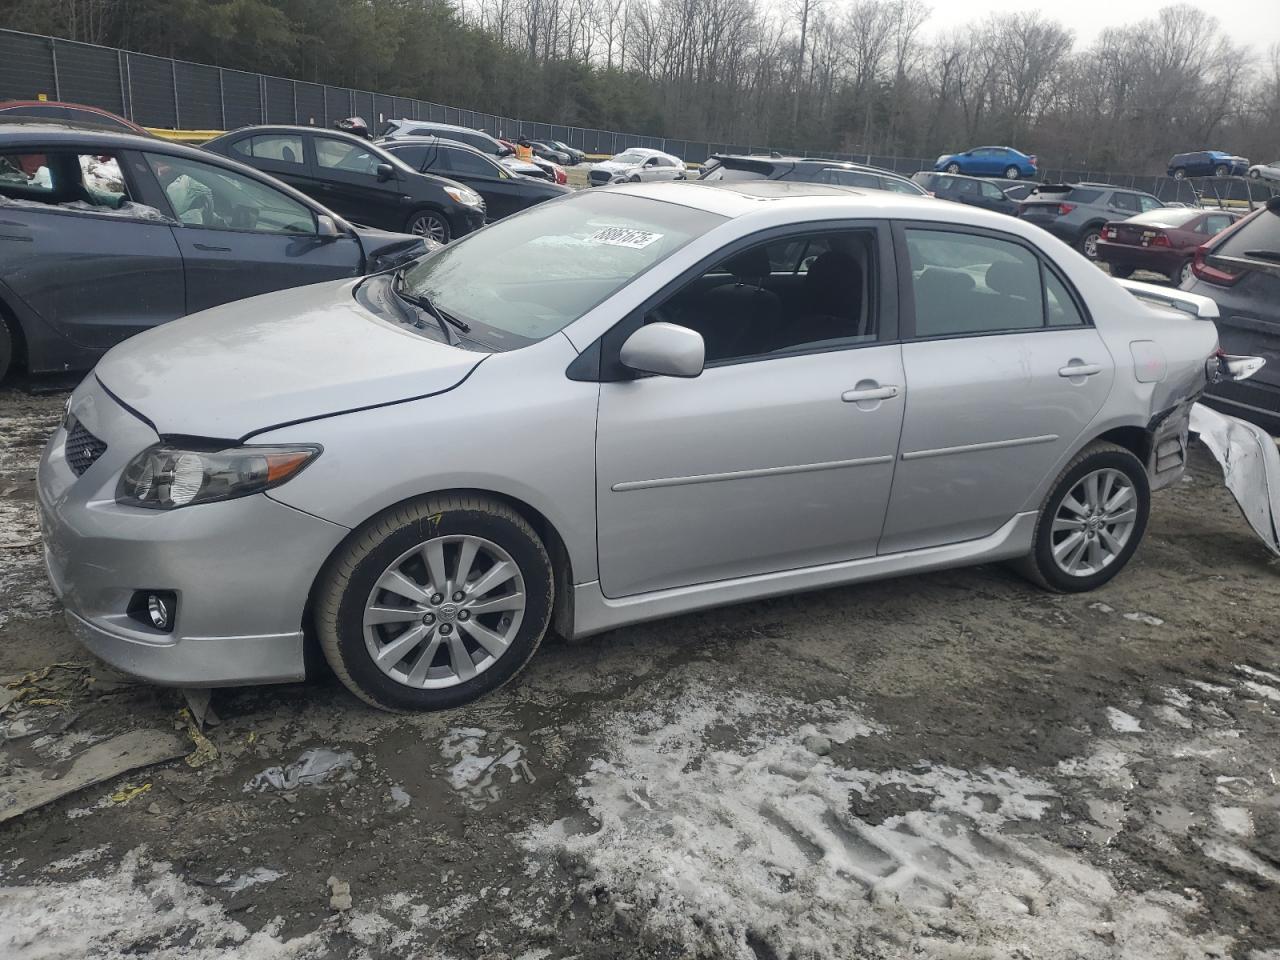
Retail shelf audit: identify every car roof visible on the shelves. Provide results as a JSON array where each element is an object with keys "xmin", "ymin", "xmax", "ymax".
[
  {"xmin": 0, "ymin": 121, "xmax": 193, "ymax": 154},
  {"xmin": 380, "ymin": 135, "xmax": 488, "ymax": 155}
]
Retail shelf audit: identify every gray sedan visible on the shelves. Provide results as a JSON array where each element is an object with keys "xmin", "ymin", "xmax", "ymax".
[{"xmin": 37, "ymin": 181, "xmax": 1261, "ymax": 710}]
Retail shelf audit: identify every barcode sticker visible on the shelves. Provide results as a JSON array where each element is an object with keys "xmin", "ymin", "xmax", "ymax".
[{"xmin": 586, "ymin": 227, "xmax": 663, "ymax": 249}]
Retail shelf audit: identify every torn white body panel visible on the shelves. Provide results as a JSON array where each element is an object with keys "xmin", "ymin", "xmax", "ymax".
[{"xmin": 1191, "ymin": 402, "xmax": 1280, "ymax": 556}]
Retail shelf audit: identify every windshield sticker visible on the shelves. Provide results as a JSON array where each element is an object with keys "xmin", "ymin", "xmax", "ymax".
[{"xmin": 586, "ymin": 227, "xmax": 663, "ymax": 249}]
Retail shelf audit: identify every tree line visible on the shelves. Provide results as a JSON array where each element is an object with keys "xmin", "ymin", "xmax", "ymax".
[{"xmin": 3, "ymin": 0, "xmax": 1277, "ymax": 172}]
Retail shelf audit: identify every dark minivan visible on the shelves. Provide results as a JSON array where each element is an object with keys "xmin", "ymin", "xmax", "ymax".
[
  {"xmin": 1182, "ymin": 197, "xmax": 1280, "ymax": 435},
  {"xmin": 911, "ymin": 171, "xmax": 1021, "ymax": 215},
  {"xmin": 0, "ymin": 124, "xmax": 424, "ymax": 381},
  {"xmin": 204, "ymin": 126, "xmax": 487, "ymax": 243}
]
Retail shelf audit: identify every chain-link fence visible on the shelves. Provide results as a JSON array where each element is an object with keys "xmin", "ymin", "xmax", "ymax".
[{"xmin": 2, "ymin": 27, "xmax": 1278, "ymax": 206}]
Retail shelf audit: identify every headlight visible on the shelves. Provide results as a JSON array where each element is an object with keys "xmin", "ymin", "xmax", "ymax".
[
  {"xmin": 444, "ymin": 186, "xmax": 484, "ymax": 207},
  {"xmin": 116, "ymin": 444, "xmax": 321, "ymax": 510}
]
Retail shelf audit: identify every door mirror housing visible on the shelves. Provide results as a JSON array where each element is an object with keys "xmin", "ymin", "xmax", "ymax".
[
  {"xmin": 316, "ymin": 213, "xmax": 341, "ymax": 239},
  {"xmin": 375, "ymin": 162, "xmax": 395, "ymax": 182},
  {"xmin": 619, "ymin": 323, "xmax": 705, "ymax": 378}
]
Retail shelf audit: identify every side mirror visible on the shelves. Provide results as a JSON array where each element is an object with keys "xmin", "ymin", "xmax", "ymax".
[
  {"xmin": 316, "ymin": 214, "xmax": 341, "ymax": 239},
  {"xmin": 375, "ymin": 162, "xmax": 394, "ymax": 182},
  {"xmin": 498, "ymin": 146, "xmax": 513, "ymax": 157},
  {"xmin": 619, "ymin": 322, "xmax": 704, "ymax": 378}
]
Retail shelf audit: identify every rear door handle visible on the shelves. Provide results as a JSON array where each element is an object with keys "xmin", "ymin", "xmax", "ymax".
[
  {"xmin": 1058, "ymin": 362, "xmax": 1102, "ymax": 378},
  {"xmin": 193, "ymin": 243, "xmax": 232, "ymax": 252},
  {"xmin": 842, "ymin": 385, "xmax": 900, "ymax": 402}
]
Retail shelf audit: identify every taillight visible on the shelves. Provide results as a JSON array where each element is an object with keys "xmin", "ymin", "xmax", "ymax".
[
  {"xmin": 1029, "ymin": 155, "xmax": 1038, "ymax": 166},
  {"xmin": 1150, "ymin": 233, "xmax": 1170, "ymax": 247},
  {"xmin": 1057, "ymin": 203, "xmax": 1075, "ymax": 215},
  {"xmin": 1192, "ymin": 244, "xmax": 1241, "ymax": 286},
  {"xmin": 1102, "ymin": 226, "xmax": 1117, "ymax": 240}
]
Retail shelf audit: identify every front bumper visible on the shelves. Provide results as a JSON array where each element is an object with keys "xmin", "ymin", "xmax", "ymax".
[{"xmin": 37, "ymin": 379, "xmax": 350, "ymax": 687}]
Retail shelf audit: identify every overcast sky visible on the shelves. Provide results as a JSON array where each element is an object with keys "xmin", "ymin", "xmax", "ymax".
[{"xmin": 921, "ymin": 0, "xmax": 1280, "ymax": 51}]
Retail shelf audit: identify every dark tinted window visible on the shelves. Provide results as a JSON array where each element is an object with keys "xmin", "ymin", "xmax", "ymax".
[
  {"xmin": 0, "ymin": 104, "xmax": 68, "ymax": 120},
  {"xmin": 1063, "ymin": 188, "xmax": 1102, "ymax": 203},
  {"xmin": 980, "ymin": 181, "xmax": 1006, "ymax": 200},
  {"xmin": 1201, "ymin": 213, "xmax": 1235, "ymax": 235},
  {"xmin": 1215, "ymin": 207, "xmax": 1280, "ymax": 260},
  {"xmin": 439, "ymin": 147, "xmax": 498, "ymax": 177},
  {"xmin": 1110, "ymin": 192, "xmax": 1140, "ymax": 213},
  {"xmin": 885, "ymin": 178, "xmax": 924, "ymax": 195},
  {"xmin": 650, "ymin": 229, "xmax": 878, "ymax": 364},
  {"xmin": 906, "ymin": 229, "xmax": 1044, "ymax": 337},
  {"xmin": 386, "ymin": 144, "xmax": 429, "ymax": 170}
]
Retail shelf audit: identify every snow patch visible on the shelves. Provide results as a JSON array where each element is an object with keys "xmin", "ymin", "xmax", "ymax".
[
  {"xmin": 1106, "ymin": 707, "xmax": 1144, "ymax": 733},
  {"xmin": 440, "ymin": 727, "xmax": 535, "ymax": 809}
]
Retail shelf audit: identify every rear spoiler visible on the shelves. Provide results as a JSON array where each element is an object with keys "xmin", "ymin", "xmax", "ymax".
[{"xmin": 1116, "ymin": 278, "xmax": 1220, "ymax": 319}]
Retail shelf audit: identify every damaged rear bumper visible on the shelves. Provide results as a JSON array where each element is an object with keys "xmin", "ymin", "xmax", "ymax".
[{"xmin": 1190, "ymin": 403, "xmax": 1280, "ymax": 556}]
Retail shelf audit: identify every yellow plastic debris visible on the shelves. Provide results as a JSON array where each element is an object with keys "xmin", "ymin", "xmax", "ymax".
[
  {"xmin": 177, "ymin": 708, "xmax": 219, "ymax": 769},
  {"xmin": 109, "ymin": 782, "xmax": 152, "ymax": 804}
]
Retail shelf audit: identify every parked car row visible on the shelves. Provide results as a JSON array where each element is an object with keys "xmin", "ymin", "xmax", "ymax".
[{"xmin": 697, "ymin": 154, "xmax": 928, "ymax": 196}]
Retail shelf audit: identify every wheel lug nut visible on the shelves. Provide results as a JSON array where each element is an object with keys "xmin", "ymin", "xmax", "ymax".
[
  {"xmin": 440, "ymin": 623, "xmax": 453, "ymax": 635},
  {"xmin": 422, "ymin": 613, "xmax": 435, "ymax": 625},
  {"xmin": 458, "ymin": 610, "xmax": 470, "ymax": 621},
  {"xmin": 452, "ymin": 591, "xmax": 465, "ymax": 602},
  {"xmin": 430, "ymin": 594, "xmax": 443, "ymax": 605}
]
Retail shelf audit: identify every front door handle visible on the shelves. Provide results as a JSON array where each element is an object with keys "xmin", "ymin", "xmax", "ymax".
[
  {"xmin": 193, "ymin": 243, "xmax": 232, "ymax": 252},
  {"xmin": 842, "ymin": 385, "xmax": 900, "ymax": 402},
  {"xmin": 1058, "ymin": 362, "xmax": 1102, "ymax": 378}
]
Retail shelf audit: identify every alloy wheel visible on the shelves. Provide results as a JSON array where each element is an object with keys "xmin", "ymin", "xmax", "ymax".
[
  {"xmin": 1082, "ymin": 231, "xmax": 1100, "ymax": 260},
  {"xmin": 1179, "ymin": 261, "xmax": 1193, "ymax": 285},
  {"xmin": 1050, "ymin": 468, "xmax": 1137, "ymax": 578},
  {"xmin": 362, "ymin": 534, "xmax": 525, "ymax": 689},
  {"xmin": 409, "ymin": 213, "xmax": 449, "ymax": 243}
]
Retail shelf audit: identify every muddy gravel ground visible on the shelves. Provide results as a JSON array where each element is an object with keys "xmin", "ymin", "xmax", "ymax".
[{"xmin": 1, "ymin": 382, "xmax": 1278, "ymax": 960}]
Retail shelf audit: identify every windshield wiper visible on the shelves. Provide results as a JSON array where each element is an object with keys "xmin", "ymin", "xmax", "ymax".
[{"xmin": 392, "ymin": 267, "xmax": 471, "ymax": 344}]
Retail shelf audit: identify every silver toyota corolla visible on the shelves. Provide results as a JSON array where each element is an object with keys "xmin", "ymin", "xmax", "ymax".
[{"xmin": 36, "ymin": 181, "xmax": 1261, "ymax": 711}]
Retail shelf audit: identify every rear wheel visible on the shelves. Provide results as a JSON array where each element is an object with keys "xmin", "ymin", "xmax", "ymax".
[
  {"xmin": 1175, "ymin": 260, "xmax": 1193, "ymax": 286},
  {"xmin": 628, "ymin": 174, "xmax": 641, "ymax": 183},
  {"xmin": 405, "ymin": 209, "xmax": 451, "ymax": 244},
  {"xmin": 1078, "ymin": 228, "xmax": 1102, "ymax": 261},
  {"xmin": 316, "ymin": 494, "xmax": 554, "ymax": 712},
  {"xmin": 1214, "ymin": 164, "xmax": 1229, "ymax": 178},
  {"xmin": 1003, "ymin": 165, "xmax": 1019, "ymax": 179},
  {"xmin": 1014, "ymin": 441, "xmax": 1150, "ymax": 593},
  {"xmin": 945, "ymin": 162, "xmax": 961, "ymax": 174},
  {"xmin": 1172, "ymin": 168, "xmax": 1186, "ymax": 180},
  {"xmin": 1109, "ymin": 265, "xmax": 1134, "ymax": 279}
]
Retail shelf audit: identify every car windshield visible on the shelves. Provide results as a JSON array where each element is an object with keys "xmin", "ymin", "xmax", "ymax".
[
  {"xmin": 613, "ymin": 152, "xmax": 648, "ymax": 164},
  {"xmin": 397, "ymin": 191, "xmax": 724, "ymax": 350}
]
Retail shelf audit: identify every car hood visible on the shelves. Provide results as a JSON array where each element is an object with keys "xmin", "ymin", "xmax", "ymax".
[
  {"xmin": 500, "ymin": 157, "xmax": 544, "ymax": 176},
  {"xmin": 94, "ymin": 278, "xmax": 484, "ymax": 440}
]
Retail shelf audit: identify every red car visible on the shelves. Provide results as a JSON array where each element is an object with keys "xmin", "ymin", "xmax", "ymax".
[
  {"xmin": 0, "ymin": 100, "xmax": 150, "ymax": 136},
  {"xmin": 1096, "ymin": 207, "xmax": 1239, "ymax": 285}
]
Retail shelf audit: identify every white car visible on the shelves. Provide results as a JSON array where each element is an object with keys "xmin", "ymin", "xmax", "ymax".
[
  {"xmin": 589, "ymin": 148, "xmax": 686, "ymax": 186},
  {"xmin": 1247, "ymin": 161, "xmax": 1280, "ymax": 184}
]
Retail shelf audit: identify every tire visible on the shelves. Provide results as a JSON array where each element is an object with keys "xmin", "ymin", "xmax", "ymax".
[
  {"xmin": 1173, "ymin": 260, "xmax": 1194, "ymax": 286},
  {"xmin": 629, "ymin": 175, "xmax": 641, "ymax": 183},
  {"xmin": 1078, "ymin": 228, "xmax": 1102, "ymax": 261},
  {"xmin": 405, "ymin": 209, "xmax": 451, "ymax": 244},
  {"xmin": 316, "ymin": 494, "xmax": 554, "ymax": 712},
  {"xmin": 945, "ymin": 163, "xmax": 961, "ymax": 174},
  {"xmin": 1172, "ymin": 168, "xmax": 1186, "ymax": 180},
  {"xmin": 1003, "ymin": 165, "xmax": 1019, "ymax": 179},
  {"xmin": 1214, "ymin": 165, "xmax": 1229, "ymax": 178},
  {"xmin": 1013, "ymin": 441, "xmax": 1150, "ymax": 593},
  {"xmin": 0, "ymin": 313, "xmax": 13, "ymax": 384},
  {"xmin": 1249, "ymin": 170, "xmax": 1261, "ymax": 180},
  {"xmin": 1109, "ymin": 265, "xmax": 1134, "ymax": 279}
]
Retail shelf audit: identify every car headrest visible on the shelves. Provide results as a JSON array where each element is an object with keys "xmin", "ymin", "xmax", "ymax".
[
  {"xmin": 805, "ymin": 251, "xmax": 863, "ymax": 313},
  {"xmin": 985, "ymin": 261, "xmax": 1037, "ymax": 299},
  {"xmin": 721, "ymin": 246, "xmax": 772, "ymax": 284}
]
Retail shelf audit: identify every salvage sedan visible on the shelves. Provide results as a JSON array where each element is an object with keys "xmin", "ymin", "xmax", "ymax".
[{"xmin": 38, "ymin": 181, "xmax": 1260, "ymax": 711}]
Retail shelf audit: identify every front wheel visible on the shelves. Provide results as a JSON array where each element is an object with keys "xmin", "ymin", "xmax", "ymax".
[
  {"xmin": 945, "ymin": 162, "xmax": 961, "ymax": 174},
  {"xmin": 1003, "ymin": 165, "xmax": 1019, "ymax": 179},
  {"xmin": 1109, "ymin": 264, "xmax": 1134, "ymax": 279},
  {"xmin": 0, "ymin": 313, "xmax": 13, "ymax": 384},
  {"xmin": 316, "ymin": 494, "xmax": 554, "ymax": 712},
  {"xmin": 1014, "ymin": 441, "xmax": 1150, "ymax": 593},
  {"xmin": 1078, "ymin": 228, "xmax": 1102, "ymax": 261},
  {"xmin": 1249, "ymin": 169, "xmax": 1261, "ymax": 180},
  {"xmin": 405, "ymin": 209, "xmax": 451, "ymax": 244},
  {"xmin": 629, "ymin": 174, "xmax": 641, "ymax": 183},
  {"xmin": 1172, "ymin": 168, "xmax": 1186, "ymax": 180}
]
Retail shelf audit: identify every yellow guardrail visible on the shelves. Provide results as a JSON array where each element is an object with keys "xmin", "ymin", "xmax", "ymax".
[{"xmin": 145, "ymin": 128, "xmax": 224, "ymax": 143}]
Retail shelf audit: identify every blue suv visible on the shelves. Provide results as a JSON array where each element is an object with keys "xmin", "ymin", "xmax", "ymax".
[
  {"xmin": 1166, "ymin": 151, "xmax": 1249, "ymax": 179},
  {"xmin": 933, "ymin": 145, "xmax": 1037, "ymax": 179}
]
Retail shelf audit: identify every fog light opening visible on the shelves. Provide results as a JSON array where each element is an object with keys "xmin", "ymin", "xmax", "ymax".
[{"xmin": 128, "ymin": 590, "xmax": 177, "ymax": 633}]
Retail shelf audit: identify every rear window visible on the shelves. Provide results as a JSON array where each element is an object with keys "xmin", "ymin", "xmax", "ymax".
[
  {"xmin": 1215, "ymin": 205, "xmax": 1280, "ymax": 261},
  {"xmin": 1128, "ymin": 209, "xmax": 1200, "ymax": 228}
]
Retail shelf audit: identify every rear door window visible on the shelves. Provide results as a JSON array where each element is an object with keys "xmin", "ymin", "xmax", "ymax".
[
  {"xmin": 440, "ymin": 147, "xmax": 498, "ymax": 177},
  {"xmin": 905, "ymin": 229, "xmax": 1045, "ymax": 337},
  {"xmin": 387, "ymin": 144, "xmax": 429, "ymax": 171},
  {"xmin": 234, "ymin": 134, "xmax": 304, "ymax": 165},
  {"xmin": 0, "ymin": 150, "xmax": 155, "ymax": 217},
  {"xmin": 1109, "ymin": 193, "xmax": 1140, "ymax": 214}
]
